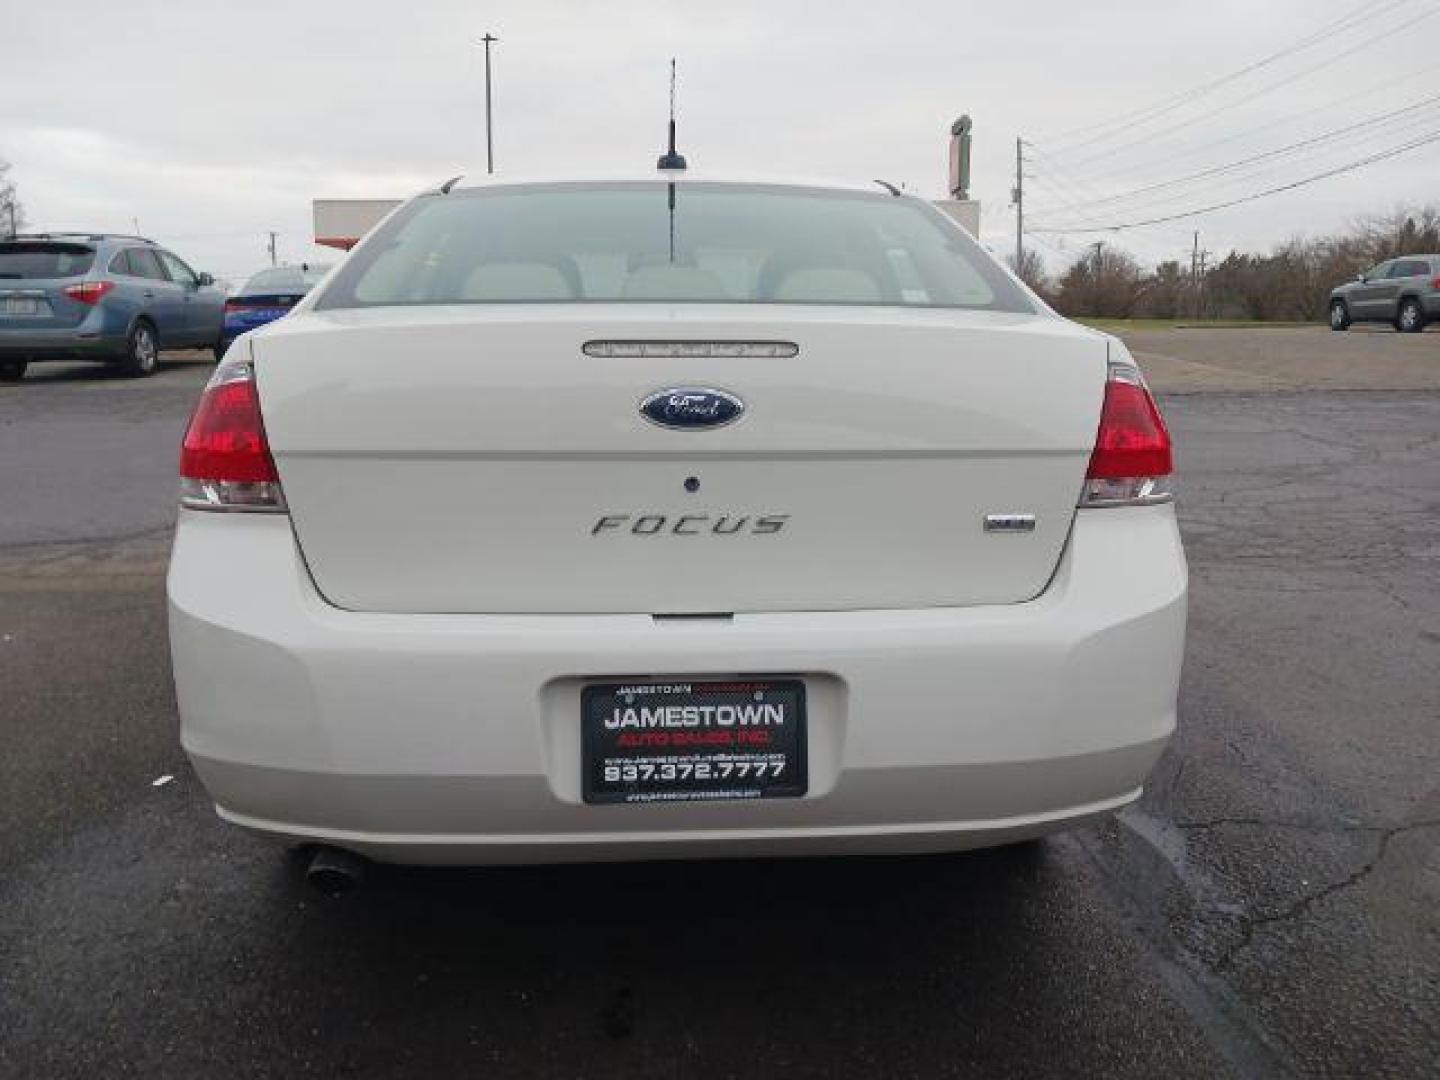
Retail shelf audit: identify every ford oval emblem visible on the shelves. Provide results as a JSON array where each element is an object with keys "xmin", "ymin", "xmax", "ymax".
[{"xmin": 639, "ymin": 387, "xmax": 745, "ymax": 430}]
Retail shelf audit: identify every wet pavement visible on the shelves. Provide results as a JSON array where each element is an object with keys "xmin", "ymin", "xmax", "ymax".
[{"xmin": 1, "ymin": 349, "xmax": 1436, "ymax": 1078}]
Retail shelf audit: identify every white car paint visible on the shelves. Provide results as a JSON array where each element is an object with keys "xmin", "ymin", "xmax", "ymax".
[
  {"xmin": 167, "ymin": 175, "xmax": 1186, "ymax": 865},
  {"xmin": 254, "ymin": 304, "xmax": 1104, "ymax": 614}
]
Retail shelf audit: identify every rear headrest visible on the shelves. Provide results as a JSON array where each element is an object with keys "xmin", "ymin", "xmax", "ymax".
[
  {"xmin": 621, "ymin": 264, "xmax": 731, "ymax": 300},
  {"xmin": 772, "ymin": 267, "xmax": 881, "ymax": 303},
  {"xmin": 458, "ymin": 262, "xmax": 576, "ymax": 301}
]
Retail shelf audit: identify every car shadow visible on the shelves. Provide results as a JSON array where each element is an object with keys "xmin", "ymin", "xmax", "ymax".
[
  {"xmin": 4, "ymin": 351, "xmax": 214, "ymax": 385},
  {"xmin": 254, "ymin": 841, "xmax": 1102, "ymax": 1072}
]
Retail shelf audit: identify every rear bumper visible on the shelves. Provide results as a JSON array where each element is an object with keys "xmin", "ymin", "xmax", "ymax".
[
  {"xmin": 0, "ymin": 323, "xmax": 126, "ymax": 360},
  {"xmin": 212, "ymin": 786, "xmax": 1144, "ymax": 864},
  {"xmin": 168, "ymin": 505, "xmax": 1188, "ymax": 865}
]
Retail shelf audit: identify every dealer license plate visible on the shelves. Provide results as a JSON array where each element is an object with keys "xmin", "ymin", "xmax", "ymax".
[{"xmin": 582, "ymin": 679, "xmax": 808, "ymax": 804}]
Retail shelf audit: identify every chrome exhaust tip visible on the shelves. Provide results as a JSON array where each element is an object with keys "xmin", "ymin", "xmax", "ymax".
[{"xmin": 304, "ymin": 845, "xmax": 367, "ymax": 895}]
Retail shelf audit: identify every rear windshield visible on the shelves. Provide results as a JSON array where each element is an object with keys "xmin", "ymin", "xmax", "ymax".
[
  {"xmin": 315, "ymin": 183, "xmax": 1033, "ymax": 313},
  {"xmin": 240, "ymin": 265, "xmax": 331, "ymax": 294},
  {"xmin": 0, "ymin": 242, "xmax": 97, "ymax": 280}
]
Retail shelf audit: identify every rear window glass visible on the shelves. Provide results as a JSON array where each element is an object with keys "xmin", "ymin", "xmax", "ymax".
[
  {"xmin": 0, "ymin": 243, "xmax": 96, "ymax": 280},
  {"xmin": 315, "ymin": 183, "xmax": 1032, "ymax": 313},
  {"xmin": 240, "ymin": 265, "xmax": 330, "ymax": 294}
]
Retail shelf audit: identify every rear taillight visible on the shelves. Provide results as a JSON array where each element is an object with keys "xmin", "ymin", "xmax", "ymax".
[
  {"xmin": 62, "ymin": 280, "xmax": 116, "ymax": 305},
  {"xmin": 179, "ymin": 358, "xmax": 286, "ymax": 512},
  {"xmin": 1431, "ymin": 275, "xmax": 1440, "ymax": 290},
  {"xmin": 1080, "ymin": 362, "xmax": 1174, "ymax": 507}
]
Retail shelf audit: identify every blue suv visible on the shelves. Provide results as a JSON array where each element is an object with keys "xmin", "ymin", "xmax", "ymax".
[{"xmin": 0, "ymin": 233, "xmax": 226, "ymax": 380}]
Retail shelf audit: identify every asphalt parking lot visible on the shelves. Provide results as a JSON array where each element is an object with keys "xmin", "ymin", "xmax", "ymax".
[{"xmin": 1, "ymin": 328, "xmax": 1437, "ymax": 1078}]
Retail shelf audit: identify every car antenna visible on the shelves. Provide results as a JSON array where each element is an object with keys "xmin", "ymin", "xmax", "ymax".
[
  {"xmin": 657, "ymin": 59, "xmax": 687, "ymax": 171},
  {"xmin": 873, "ymin": 179, "xmax": 902, "ymax": 196},
  {"xmin": 656, "ymin": 59, "xmax": 687, "ymax": 263}
]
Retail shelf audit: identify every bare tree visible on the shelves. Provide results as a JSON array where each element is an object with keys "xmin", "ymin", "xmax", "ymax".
[
  {"xmin": 1135, "ymin": 260, "xmax": 1188, "ymax": 320},
  {"xmin": 1007, "ymin": 248, "xmax": 1049, "ymax": 294},
  {"xmin": 1056, "ymin": 245, "xmax": 1145, "ymax": 318},
  {"xmin": 1049, "ymin": 204, "xmax": 1440, "ymax": 323},
  {"xmin": 0, "ymin": 156, "xmax": 24, "ymax": 237},
  {"xmin": 1352, "ymin": 205, "xmax": 1440, "ymax": 261}
]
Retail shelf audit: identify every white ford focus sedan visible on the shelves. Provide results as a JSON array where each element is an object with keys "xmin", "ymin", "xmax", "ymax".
[{"xmin": 167, "ymin": 173, "xmax": 1186, "ymax": 867}]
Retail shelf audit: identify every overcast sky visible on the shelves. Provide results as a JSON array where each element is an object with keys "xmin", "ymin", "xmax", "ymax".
[{"xmin": 3, "ymin": 0, "xmax": 1436, "ymax": 285}]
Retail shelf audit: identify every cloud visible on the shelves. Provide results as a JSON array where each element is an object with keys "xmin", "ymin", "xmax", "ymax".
[{"xmin": 2, "ymin": 0, "xmax": 1436, "ymax": 279}]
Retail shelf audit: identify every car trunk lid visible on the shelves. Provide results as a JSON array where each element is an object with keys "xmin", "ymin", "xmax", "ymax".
[{"xmin": 254, "ymin": 304, "xmax": 1107, "ymax": 614}]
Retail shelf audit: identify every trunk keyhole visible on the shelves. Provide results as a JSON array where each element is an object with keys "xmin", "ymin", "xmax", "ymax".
[{"xmin": 683, "ymin": 476, "xmax": 700, "ymax": 493}]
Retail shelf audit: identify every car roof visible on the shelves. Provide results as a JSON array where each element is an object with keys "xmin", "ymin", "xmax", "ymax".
[
  {"xmin": 6, "ymin": 232, "xmax": 156, "ymax": 246},
  {"xmin": 238, "ymin": 266, "xmax": 328, "ymax": 289},
  {"xmin": 444, "ymin": 171, "xmax": 907, "ymax": 198}
]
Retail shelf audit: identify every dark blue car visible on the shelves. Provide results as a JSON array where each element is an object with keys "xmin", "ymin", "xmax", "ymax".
[
  {"xmin": 220, "ymin": 264, "xmax": 331, "ymax": 355},
  {"xmin": 0, "ymin": 233, "xmax": 226, "ymax": 380}
]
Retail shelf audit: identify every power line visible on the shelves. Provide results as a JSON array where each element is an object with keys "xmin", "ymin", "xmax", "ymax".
[
  {"xmin": 1027, "ymin": 171, "xmax": 1113, "ymax": 230},
  {"xmin": 1022, "ymin": 168, "xmax": 1191, "ymax": 272},
  {"xmin": 1024, "ymin": 146, "xmax": 1205, "ymax": 244},
  {"xmin": 1028, "ymin": 127, "xmax": 1440, "ymax": 234},
  {"xmin": 1027, "ymin": 147, "xmax": 1127, "ymax": 213},
  {"xmin": 1034, "ymin": 91, "xmax": 1440, "ymax": 218},
  {"xmin": 1031, "ymin": 105, "xmax": 1440, "ymax": 225},
  {"xmin": 1036, "ymin": 0, "xmax": 1405, "ymax": 148},
  {"xmin": 1026, "ymin": 168, "xmax": 1193, "ymax": 245},
  {"xmin": 1077, "ymin": 59, "xmax": 1440, "ymax": 186},
  {"xmin": 1040, "ymin": 5, "xmax": 1439, "ymax": 172}
]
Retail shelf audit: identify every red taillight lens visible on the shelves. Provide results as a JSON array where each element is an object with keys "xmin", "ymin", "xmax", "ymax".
[
  {"xmin": 179, "ymin": 360, "xmax": 285, "ymax": 511},
  {"xmin": 1431, "ymin": 275, "xmax": 1440, "ymax": 290},
  {"xmin": 1081, "ymin": 363, "xmax": 1173, "ymax": 507},
  {"xmin": 62, "ymin": 280, "xmax": 116, "ymax": 305}
]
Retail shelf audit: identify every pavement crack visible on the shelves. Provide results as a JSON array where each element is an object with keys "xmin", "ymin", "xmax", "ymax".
[
  {"xmin": 1174, "ymin": 817, "xmax": 1439, "ymax": 833},
  {"xmin": 1211, "ymin": 820, "xmax": 1440, "ymax": 973},
  {"xmin": 0, "ymin": 523, "xmax": 175, "ymax": 555},
  {"xmin": 1062, "ymin": 827, "xmax": 1303, "ymax": 1078},
  {"xmin": 1356, "ymin": 570, "xmax": 1418, "ymax": 613}
]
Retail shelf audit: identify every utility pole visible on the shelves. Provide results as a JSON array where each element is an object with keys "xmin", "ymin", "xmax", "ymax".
[
  {"xmin": 1190, "ymin": 231, "xmax": 1200, "ymax": 320},
  {"xmin": 479, "ymin": 32, "xmax": 498, "ymax": 174},
  {"xmin": 5, "ymin": 202, "xmax": 14, "ymax": 238},
  {"xmin": 1012, "ymin": 137, "xmax": 1025, "ymax": 271},
  {"xmin": 266, "ymin": 231, "xmax": 278, "ymax": 267},
  {"xmin": 1195, "ymin": 249, "xmax": 1209, "ymax": 321},
  {"xmin": 1188, "ymin": 231, "xmax": 1211, "ymax": 320}
]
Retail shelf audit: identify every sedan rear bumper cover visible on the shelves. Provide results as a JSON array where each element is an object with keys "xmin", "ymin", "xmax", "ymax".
[{"xmin": 169, "ymin": 505, "xmax": 1187, "ymax": 864}]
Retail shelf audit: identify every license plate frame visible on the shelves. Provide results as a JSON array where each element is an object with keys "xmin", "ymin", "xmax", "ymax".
[
  {"xmin": 581, "ymin": 679, "xmax": 808, "ymax": 805},
  {"xmin": 2, "ymin": 297, "xmax": 42, "ymax": 317}
]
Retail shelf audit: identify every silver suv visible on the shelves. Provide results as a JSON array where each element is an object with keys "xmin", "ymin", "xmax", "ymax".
[{"xmin": 1329, "ymin": 255, "xmax": 1438, "ymax": 333}]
